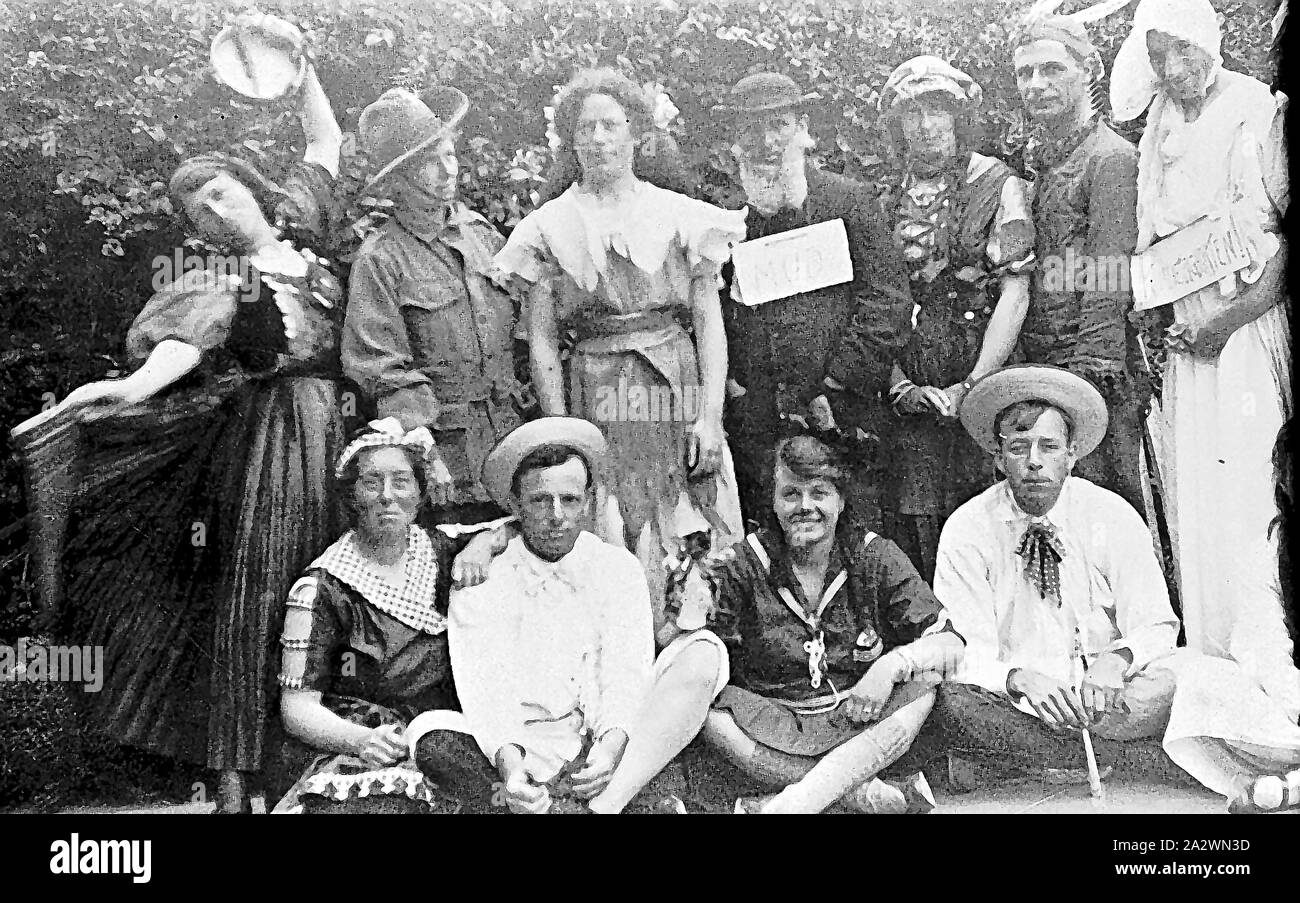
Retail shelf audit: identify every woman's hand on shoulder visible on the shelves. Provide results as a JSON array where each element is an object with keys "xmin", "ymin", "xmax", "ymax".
[
  {"xmin": 451, "ymin": 523, "xmax": 516, "ymax": 588},
  {"xmin": 425, "ymin": 455, "xmax": 457, "ymax": 509}
]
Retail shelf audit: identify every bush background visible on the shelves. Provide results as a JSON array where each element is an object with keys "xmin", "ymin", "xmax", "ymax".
[{"xmin": 0, "ymin": 0, "xmax": 1279, "ymax": 807}]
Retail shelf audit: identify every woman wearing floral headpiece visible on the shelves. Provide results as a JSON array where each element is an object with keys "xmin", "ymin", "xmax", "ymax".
[
  {"xmin": 494, "ymin": 68, "xmax": 746, "ymax": 629},
  {"xmin": 876, "ymin": 56, "xmax": 1036, "ymax": 582},
  {"xmin": 26, "ymin": 16, "xmax": 349, "ymax": 813}
]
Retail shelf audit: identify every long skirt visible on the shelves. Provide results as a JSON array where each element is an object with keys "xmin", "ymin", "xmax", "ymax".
[
  {"xmin": 569, "ymin": 321, "xmax": 742, "ymax": 615},
  {"xmin": 1159, "ymin": 291, "xmax": 1290, "ymax": 657},
  {"xmin": 46, "ymin": 372, "xmax": 343, "ymax": 771}
]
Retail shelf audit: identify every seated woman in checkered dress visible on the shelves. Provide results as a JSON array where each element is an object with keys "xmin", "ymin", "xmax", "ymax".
[{"xmin": 269, "ymin": 419, "xmax": 510, "ymax": 814}]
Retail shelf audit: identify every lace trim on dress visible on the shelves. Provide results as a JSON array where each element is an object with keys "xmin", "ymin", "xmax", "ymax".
[
  {"xmin": 278, "ymin": 576, "xmax": 319, "ymax": 690},
  {"xmin": 309, "ymin": 526, "xmax": 446, "ymax": 635},
  {"xmin": 297, "ymin": 764, "xmax": 436, "ymax": 809},
  {"xmin": 492, "ymin": 182, "xmax": 747, "ymax": 293}
]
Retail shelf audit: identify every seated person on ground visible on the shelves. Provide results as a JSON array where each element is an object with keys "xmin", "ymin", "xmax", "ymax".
[
  {"xmin": 426, "ymin": 416, "xmax": 730, "ymax": 814},
  {"xmin": 271, "ymin": 419, "xmax": 510, "ymax": 814},
  {"xmin": 1160, "ymin": 419, "xmax": 1300, "ymax": 813},
  {"xmin": 677, "ymin": 435, "xmax": 965, "ymax": 814},
  {"xmin": 917, "ymin": 365, "xmax": 1179, "ymax": 787}
]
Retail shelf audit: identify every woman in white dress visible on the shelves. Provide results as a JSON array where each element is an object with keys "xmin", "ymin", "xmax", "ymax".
[{"xmin": 1110, "ymin": 0, "xmax": 1290, "ymax": 657}]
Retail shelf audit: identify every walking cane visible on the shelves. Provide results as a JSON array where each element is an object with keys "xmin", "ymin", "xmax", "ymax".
[
  {"xmin": 1073, "ymin": 630, "xmax": 1107, "ymax": 809},
  {"xmin": 1135, "ymin": 335, "xmax": 1183, "ymax": 626}
]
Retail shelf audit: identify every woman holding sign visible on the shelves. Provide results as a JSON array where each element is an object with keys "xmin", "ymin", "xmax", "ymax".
[
  {"xmin": 875, "ymin": 57, "xmax": 1036, "ymax": 582},
  {"xmin": 494, "ymin": 68, "xmax": 745, "ymax": 627},
  {"xmin": 1111, "ymin": 0, "xmax": 1290, "ymax": 657}
]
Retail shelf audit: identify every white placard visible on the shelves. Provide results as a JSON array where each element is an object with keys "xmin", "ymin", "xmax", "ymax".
[
  {"xmin": 1131, "ymin": 213, "xmax": 1254, "ymax": 311},
  {"xmin": 731, "ymin": 218, "xmax": 854, "ymax": 307}
]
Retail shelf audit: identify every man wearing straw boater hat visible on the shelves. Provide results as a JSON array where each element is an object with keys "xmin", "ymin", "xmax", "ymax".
[
  {"xmin": 435, "ymin": 417, "xmax": 730, "ymax": 813},
  {"xmin": 909, "ymin": 364, "xmax": 1181, "ymax": 786},
  {"xmin": 343, "ymin": 86, "xmax": 526, "ymax": 525},
  {"xmin": 717, "ymin": 72, "xmax": 914, "ymax": 534}
]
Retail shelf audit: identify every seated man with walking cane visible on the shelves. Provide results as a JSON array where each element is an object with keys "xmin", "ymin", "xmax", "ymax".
[{"xmin": 911, "ymin": 364, "xmax": 1180, "ymax": 789}]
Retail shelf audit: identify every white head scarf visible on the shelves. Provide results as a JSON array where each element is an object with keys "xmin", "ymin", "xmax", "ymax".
[{"xmin": 1110, "ymin": 0, "xmax": 1224, "ymax": 122}]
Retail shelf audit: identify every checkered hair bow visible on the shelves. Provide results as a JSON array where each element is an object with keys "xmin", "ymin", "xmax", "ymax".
[
  {"xmin": 335, "ymin": 417, "xmax": 436, "ymax": 478},
  {"xmin": 1016, "ymin": 520, "xmax": 1066, "ymax": 603}
]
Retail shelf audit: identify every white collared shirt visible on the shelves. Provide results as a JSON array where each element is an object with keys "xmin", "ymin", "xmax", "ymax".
[
  {"xmin": 934, "ymin": 476, "xmax": 1178, "ymax": 696},
  {"xmin": 448, "ymin": 532, "xmax": 654, "ymax": 783}
]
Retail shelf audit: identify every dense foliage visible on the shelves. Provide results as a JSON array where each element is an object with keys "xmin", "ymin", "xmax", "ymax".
[{"xmin": 0, "ymin": 0, "xmax": 1278, "ymax": 806}]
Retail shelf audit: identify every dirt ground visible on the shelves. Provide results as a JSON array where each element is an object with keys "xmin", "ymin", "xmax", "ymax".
[{"xmin": 53, "ymin": 778, "xmax": 1228, "ymax": 815}]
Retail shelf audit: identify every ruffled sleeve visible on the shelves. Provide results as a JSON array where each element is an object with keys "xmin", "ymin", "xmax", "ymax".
[
  {"xmin": 670, "ymin": 193, "xmax": 748, "ymax": 280},
  {"xmin": 492, "ymin": 209, "xmax": 555, "ymax": 287},
  {"xmin": 273, "ymin": 160, "xmax": 335, "ymax": 248},
  {"xmin": 985, "ymin": 174, "xmax": 1036, "ymax": 274},
  {"xmin": 277, "ymin": 572, "xmax": 345, "ymax": 693},
  {"xmin": 124, "ymin": 267, "xmax": 242, "ymax": 363}
]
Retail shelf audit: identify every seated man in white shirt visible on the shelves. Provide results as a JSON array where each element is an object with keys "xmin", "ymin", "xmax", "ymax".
[
  {"xmin": 435, "ymin": 416, "xmax": 729, "ymax": 813},
  {"xmin": 913, "ymin": 365, "xmax": 1180, "ymax": 784}
]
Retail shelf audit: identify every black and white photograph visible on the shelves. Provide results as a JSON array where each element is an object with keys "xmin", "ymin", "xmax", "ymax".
[{"xmin": 0, "ymin": 0, "xmax": 1294, "ymax": 885}]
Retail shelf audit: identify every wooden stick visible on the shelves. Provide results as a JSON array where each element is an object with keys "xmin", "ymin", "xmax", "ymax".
[{"xmin": 1081, "ymin": 726, "xmax": 1106, "ymax": 807}]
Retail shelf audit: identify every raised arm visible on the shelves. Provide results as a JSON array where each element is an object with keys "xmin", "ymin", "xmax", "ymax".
[{"xmin": 297, "ymin": 65, "xmax": 342, "ymax": 179}]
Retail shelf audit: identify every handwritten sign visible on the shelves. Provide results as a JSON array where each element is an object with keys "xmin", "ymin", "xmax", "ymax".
[
  {"xmin": 731, "ymin": 219, "xmax": 854, "ymax": 307},
  {"xmin": 1131, "ymin": 214, "xmax": 1254, "ymax": 311}
]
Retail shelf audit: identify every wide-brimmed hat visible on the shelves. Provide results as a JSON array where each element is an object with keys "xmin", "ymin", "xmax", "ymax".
[
  {"xmin": 481, "ymin": 417, "xmax": 608, "ymax": 508},
  {"xmin": 879, "ymin": 56, "xmax": 983, "ymax": 114},
  {"xmin": 716, "ymin": 72, "xmax": 820, "ymax": 115},
  {"xmin": 359, "ymin": 86, "xmax": 470, "ymax": 193},
  {"xmin": 960, "ymin": 364, "xmax": 1108, "ymax": 456}
]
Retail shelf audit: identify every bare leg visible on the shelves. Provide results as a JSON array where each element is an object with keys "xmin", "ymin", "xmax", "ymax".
[
  {"xmin": 588, "ymin": 639, "xmax": 722, "ymax": 814},
  {"xmin": 761, "ymin": 684, "xmax": 934, "ymax": 814}
]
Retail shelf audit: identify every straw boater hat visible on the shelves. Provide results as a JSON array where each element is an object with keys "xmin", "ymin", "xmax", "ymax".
[
  {"xmin": 210, "ymin": 14, "xmax": 308, "ymax": 101},
  {"xmin": 960, "ymin": 364, "xmax": 1109, "ymax": 456},
  {"xmin": 481, "ymin": 417, "xmax": 608, "ymax": 509},
  {"xmin": 716, "ymin": 72, "xmax": 820, "ymax": 114},
  {"xmin": 358, "ymin": 86, "xmax": 470, "ymax": 194}
]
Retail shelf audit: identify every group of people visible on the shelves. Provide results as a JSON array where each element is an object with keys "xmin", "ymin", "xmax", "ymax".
[{"xmin": 20, "ymin": 0, "xmax": 1296, "ymax": 814}]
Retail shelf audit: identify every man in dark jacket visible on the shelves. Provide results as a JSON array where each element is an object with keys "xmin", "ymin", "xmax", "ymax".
[
  {"xmin": 720, "ymin": 73, "xmax": 914, "ymax": 531},
  {"xmin": 1013, "ymin": 17, "xmax": 1150, "ymax": 513}
]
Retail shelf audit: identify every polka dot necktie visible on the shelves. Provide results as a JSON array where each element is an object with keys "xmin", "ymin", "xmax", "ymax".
[{"xmin": 1017, "ymin": 520, "xmax": 1066, "ymax": 604}]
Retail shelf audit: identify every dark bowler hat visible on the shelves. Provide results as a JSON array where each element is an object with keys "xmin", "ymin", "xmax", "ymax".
[
  {"xmin": 717, "ymin": 72, "xmax": 820, "ymax": 114},
  {"xmin": 359, "ymin": 86, "xmax": 470, "ymax": 193}
]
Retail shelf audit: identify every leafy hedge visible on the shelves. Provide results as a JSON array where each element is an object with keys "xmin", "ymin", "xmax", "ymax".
[{"xmin": 0, "ymin": 0, "xmax": 1278, "ymax": 804}]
